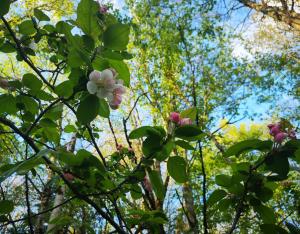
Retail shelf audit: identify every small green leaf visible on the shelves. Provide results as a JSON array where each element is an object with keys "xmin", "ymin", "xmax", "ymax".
[
  {"xmin": 215, "ymin": 174, "xmax": 232, "ymax": 187},
  {"xmin": 148, "ymin": 169, "xmax": 165, "ymax": 200},
  {"xmin": 260, "ymin": 224, "xmax": 289, "ymax": 234},
  {"xmin": 64, "ymin": 124, "xmax": 77, "ymax": 133},
  {"xmin": 155, "ymin": 139, "xmax": 174, "ymax": 161},
  {"xmin": 129, "ymin": 126, "xmax": 162, "ymax": 139},
  {"xmin": 175, "ymin": 140, "xmax": 195, "ymax": 150},
  {"xmin": 0, "ymin": 201, "xmax": 14, "ymax": 214},
  {"xmin": 0, "ymin": 0, "xmax": 11, "ymax": 16},
  {"xmin": 174, "ymin": 125, "xmax": 202, "ymax": 141},
  {"xmin": 22, "ymin": 73, "xmax": 43, "ymax": 91},
  {"xmin": 167, "ymin": 156, "xmax": 188, "ymax": 183},
  {"xmin": 0, "ymin": 42, "xmax": 15, "ymax": 53},
  {"xmin": 99, "ymin": 98, "xmax": 110, "ymax": 118},
  {"xmin": 0, "ymin": 94, "xmax": 17, "ymax": 115},
  {"xmin": 76, "ymin": 94, "xmax": 99, "ymax": 124},
  {"xmin": 180, "ymin": 107, "xmax": 197, "ymax": 121},
  {"xmin": 103, "ymin": 23, "xmax": 130, "ymax": 50},
  {"xmin": 0, "ymin": 149, "xmax": 50, "ymax": 183},
  {"xmin": 265, "ymin": 153, "xmax": 290, "ymax": 180},
  {"xmin": 225, "ymin": 140, "xmax": 272, "ymax": 157},
  {"xmin": 55, "ymin": 81, "xmax": 73, "ymax": 98},
  {"xmin": 19, "ymin": 20, "xmax": 36, "ymax": 35},
  {"xmin": 142, "ymin": 136, "xmax": 161, "ymax": 157},
  {"xmin": 207, "ymin": 189, "xmax": 227, "ymax": 206},
  {"xmin": 34, "ymin": 8, "xmax": 50, "ymax": 21},
  {"xmin": 108, "ymin": 59, "xmax": 130, "ymax": 86},
  {"xmin": 254, "ymin": 205, "xmax": 276, "ymax": 224},
  {"xmin": 76, "ymin": 0, "xmax": 101, "ymax": 41}
]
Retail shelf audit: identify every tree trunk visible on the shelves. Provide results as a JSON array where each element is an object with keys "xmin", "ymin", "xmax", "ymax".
[{"xmin": 182, "ymin": 182, "xmax": 199, "ymax": 233}]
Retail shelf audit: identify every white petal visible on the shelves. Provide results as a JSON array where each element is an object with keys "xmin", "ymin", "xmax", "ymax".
[
  {"xmin": 96, "ymin": 88, "xmax": 109, "ymax": 98},
  {"xmin": 89, "ymin": 70, "xmax": 101, "ymax": 82},
  {"xmin": 100, "ymin": 69, "xmax": 113, "ymax": 80},
  {"xmin": 106, "ymin": 92, "xmax": 114, "ymax": 103},
  {"xmin": 87, "ymin": 81, "xmax": 98, "ymax": 94}
]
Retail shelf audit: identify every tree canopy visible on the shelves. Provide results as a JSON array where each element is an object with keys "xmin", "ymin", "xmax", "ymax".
[{"xmin": 0, "ymin": 0, "xmax": 299, "ymax": 233}]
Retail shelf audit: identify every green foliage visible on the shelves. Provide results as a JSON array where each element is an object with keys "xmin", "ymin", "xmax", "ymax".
[
  {"xmin": 148, "ymin": 169, "xmax": 165, "ymax": 200},
  {"xmin": 76, "ymin": 94, "xmax": 100, "ymax": 124},
  {"xmin": 103, "ymin": 23, "xmax": 130, "ymax": 50},
  {"xmin": 76, "ymin": 0, "xmax": 101, "ymax": 41},
  {"xmin": 225, "ymin": 139, "xmax": 272, "ymax": 157},
  {"xmin": 34, "ymin": 8, "xmax": 50, "ymax": 21},
  {"xmin": 0, "ymin": 200, "xmax": 14, "ymax": 214},
  {"xmin": 0, "ymin": 0, "xmax": 11, "ymax": 16},
  {"xmin": 167, "ymin": 156, "xmax": 187, "ymax": 183},
  {"xmin": 22, "ymin": 73, "xmax": 43, "ymax": 92},
  {"xmin": 18, "ymin": 20, "xmax": 36, "ymax": 35}
]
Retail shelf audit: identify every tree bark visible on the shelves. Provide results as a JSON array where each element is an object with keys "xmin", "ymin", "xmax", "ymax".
[
  {"xmin": 239, "ymin": 0, "xmax": 300, "ymax": 31},
  {"xmin": 182, "ymin": 182, "xmax": 199, "ymax": 233}
]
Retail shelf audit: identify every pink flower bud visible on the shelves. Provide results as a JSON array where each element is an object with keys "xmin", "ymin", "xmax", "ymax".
[
  {"xmin": 143, "ymin": 176, "xmax": 152, "ymax": 192},
  {"xmin": 116, "ymin": 144, "xmax": 123, "ymax": 151},
  {"xmin": 0, "ymin": 79, "xmax": 9, "ymax": 90},
  {"xmin": 128, "ymin": 147, "xmax": 134, "ymax": 153},
  {"xmin": 269, "ymin": 124, "xmax": 281, "ymax": 136},
  {"xmin": 274, "ymin": 132, "xmax": 288, "ymax": 143},
  {"xmin": 99, "ymin": 5, "xmax": 108, "ymax": 14},
  {"xmin": 179, "ymin": 118, "xmax": 192, "ymax": 126},
  {"xmin": 288, "ymin": 129, "xmax": 297, "ymax": 139},
  {"xmin": 267, "ymin": 124, "xmax": 275, "ymax": 130},
  {"xmin": 170, "ymin": 112, "xmax": 180, "ymax": 123},
  {"xmin": 113, "ymin": 84, "xmax": 126, "ymax": 95},
  {"xmin": 64, "ymin": 172, "xmax": 74, "ymax": 181}
]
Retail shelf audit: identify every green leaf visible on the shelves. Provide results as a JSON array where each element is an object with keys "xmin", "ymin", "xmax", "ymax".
[
  {"xmin": 19, "ymin": 20, "xmax": 36, "ymax": 35},
  {"xmin": 64, "ymin": 124, "xmax": 77, "ymax": 133},
  {"xmin": 108, "ymin": 59, "xmax": 130, "ymax": 86},
  {"xmin": 22, "ymin": 73, "xmax": 43, "ymax": 91},
  {"xmin": 17, "ymin": 96, "xmax": 39, "ymax": 114},
  {"xmin": 99, "ymin": 98, "xmax": 110, "ymax": 118},
  {"xmin": 76, "ymin": 0, "xmax": 101, "ymax": 41},
  {"xmin": 265, "ymin": 153, "xmax": 290, "ymax": 180},
  {"xmin": 215, "ymin": 174, "xmax": 232, "ymax": 187},
  {"xmin": 207, "ymin": 189, "xmax": 227, "ymax": 206},
  {"xmin": 0, "ymin": 0, "xmax": 11, "ymax": 16},
  {"xmin": 294, "ymin": 149, "xmax": 300, "ymax": 164},
  {"xmin": 225, "ymin": 139, "xmax": 272, "ymax": 157},
  {"xmin": 129, "ymin": 126, "xmax": 162, "ymax": 139},
  {"xmin": 260, "ymin": 224, "xmax": 288, "ymax": 234},
  {"xmin": 175, "ymin": 140, "xmax": 195, "ymax": 150},
  {"xmin": 142, "ymin": 136, "xmax": 161, "ymax": 157},
  {"xmin": 103, "ymin": 23, "xmax": 130, "ymax": 50},
  {"xmin": 254, "ymin": 205, "xmax": 276, "ymax": 224},
  {"xmin": 67, "ymin": 48, "xmax": 85, "ymax": 68},
  {"xmin": 34, "ymin": 8, "xmax": 50, "ymax": 21},
  {"xmin": 0, "ymin": 42, "xmax": 15, "ymax": 53},
  {"xmin": 167, "ymin": 156, "xmax": 188, "ymax": 183},
  {"xmin": 0, "ymin": 149, "xmax": 50, "ymax": 183},
  {"xmin": 0, "ymin": 201, "xmax": 14, "ymax": 214},
  {"xmin": 155, "ymin": 139, "xmax": 174, "ymax": 161},
  {"xmin": 76, "ymin": 94, "xmax": 99, "ymax": 124},
  {"xmin": 180, "ymin": 107, "xmax": 197, "ymax": 121},
  {"xmin": 0, "ymin": 94, "xmax": 17, "ymax": 115},
  {"xmin": 217, "ymin": 198, "xmax": 233, "ymax": 212},
  {"xmin": 55, "ymin": 81, "xmax": 73, "ymax": 98},
  {"xmin": 148, "ymin": 169, "xmax": 165, "ymax": 200},
  {"xmin": 174, "ymin": 125, "xmax": 202, "ymax": 141}
]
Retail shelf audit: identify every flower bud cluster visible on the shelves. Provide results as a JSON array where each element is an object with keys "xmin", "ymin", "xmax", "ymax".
[{"xmin": 87, "ymin": 69, "xmax": 126, "ymax": 109}]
